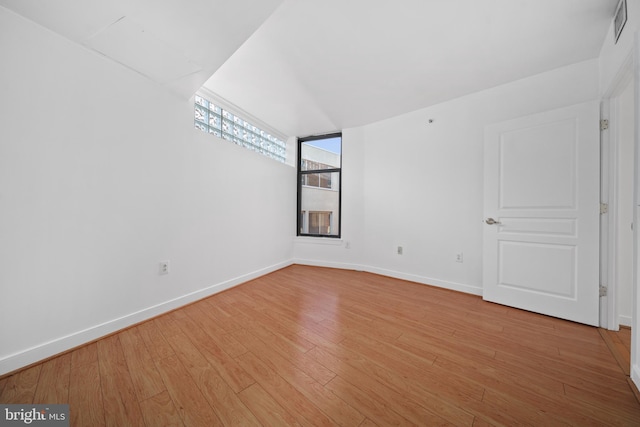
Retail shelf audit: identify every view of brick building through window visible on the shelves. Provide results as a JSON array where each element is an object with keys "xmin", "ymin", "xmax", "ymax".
[{"xmin": 298, "ymin": 135, "xmax": 341, "ymax": 237}]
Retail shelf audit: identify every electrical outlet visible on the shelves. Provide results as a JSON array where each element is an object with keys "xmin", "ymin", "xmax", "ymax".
[
  {"xmin": 345, "ymin": 241, "xmax": 351, "ymax": 249},
  {"xmin": 397, "ymin": 246, "xmax": 403, "ymax": 255},
  {"xmin": 159, "ymin": 260, "xmax": 170, "ymax": 275},
  {"xmin": 455, "ymin": 252, "xmax": 463, "ymax": 263}
]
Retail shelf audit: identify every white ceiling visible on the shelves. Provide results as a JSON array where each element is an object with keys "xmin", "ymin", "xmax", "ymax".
[
  {"xmin": 2, "ymin": 0, "xmax": 618, "ymax": 138},
  {"xmin": 0, "ymin": 0, "xmax": 284, "ymax": 96}
]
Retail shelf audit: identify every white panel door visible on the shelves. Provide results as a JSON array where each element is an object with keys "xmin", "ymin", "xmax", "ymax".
[{"xmin": 483, "ymin": 101, "xmax": 600, "ymax": 326}]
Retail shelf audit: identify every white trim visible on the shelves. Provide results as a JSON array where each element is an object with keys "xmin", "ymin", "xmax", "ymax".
[
  {"xmin": 633, "ymin": 364, "xmax": 640, "ymax": 389},
  {"xmin": 365, "ymin": 266, "xmax": 483, "ymax": 296},
  {"xmin": 293, "ymin": 258, "xmax": 483, "ymax": 296},
  {"xmin": 602, "ymin": 49, "xmax": 635, "ymax": 330},
  {"xmin": 632, "ymin": 31, "xmax": 640, "ymax": 392},
  {"xmin": 601, "ymin": 97, "xmax": 613, "ymax": 329},
  {"xmin": 294, "ymin": 236, "xmax": 344, "ymax": 246},
  {"xmin": 0, "ymin": 260, "xmax": 293, "ymax": 376},
  {"xmin": 620, "ymin": 314, "xmax": 633, "ymax": 327},
  {"xmin": 609, "ymin": 96, "xmax": 621, "ymax": 330},
  {"xmin": 603, "ymin": 51, "xmax": 634, "ymax": 100},
  {"xmin": 293, "ymin": 258, "xmax": 365, "ymax": 271}
]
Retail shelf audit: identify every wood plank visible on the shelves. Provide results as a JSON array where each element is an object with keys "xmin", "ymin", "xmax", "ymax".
[
  {"xmin": 493, "ymin": 348, "xmax": 631, "ymax": 395},
  {"xmin": 154, "ymin": 313, "xmax": 260, "ymax": 425},
  {"xmin": 136, "ymin": 319, "xmax": 175, "ymax": 361},
  {"xmin": 479, "ymin": 389, "xmax": 570, "ymax": 427},
  {"xmin": 433, "ymin": 351, "xmax": 566, "ymax": 399},
  {"xmin": 166, "ymin": 310, "xmax": 255, "ymax": 393},
  {"xmin": 118, "ymin": 327, "xmax": 166, "ymax": 400},
  {"xmin": 563, "ymin": 382, "xmax": 640, "ymax": 421},
  {"xmin": 628, "ymin": 378, "xmax": 640, "ymax": 406},
  {"xmin": 33, "ymin": 353, "xmax": 71, "ymax": 404},
  {"xmin": 599, "ymin": 327, "xmax": 631, "ymax": 376},
  {"xmin": 0, "ymin": 364, "xmax": 41, "ymax": 403},
  {"xmin": 619, "ymin": 326, "xmax": 632, "ymax": 351},
  {"xmin": 201, "ymin": 297, "xmax": 247, "ymax": 333},
  {"xmin": 183, "ymin": 302, "xmax": 249, "ymax": 358},
  {"xmin": 232, "ymin": 327, "xmax": 336, "ymax": 386},
  {"xmin": 238, "ymin": 383, "xmax": 303, "ymax": 426},
  {"xmin": 432, "ymin": 355, "xmax": 621, "ymax": 426},
  {"xmin": 229, "ymin": 294, "xmax": 338, "ymax": 351},
  {"xmin": 471, "ymin": 416, "xmax": 497, "ymax": 427},
  {"xmin": 191, "ymin": 364, "xmax": 261, "ymax": 427},
  {"xmin": 232, "ymin": 328, "xmax": 362, "ymax": 426},
  {"xmin": 225, "ymin": 300, "xmax": 318, "ymax": 355},
  {"xmin": 236, "ymin": 351, "xmax": 336, "ymax": 426},
  {"xmin": 341, "ymin": 333, "xmax": 438, "ymax": 378},
  {"xmin": 138, "ymin": 390, "xmax": 184, "ymax": 427},
  {"xmin": 70, "ymin": 341, "xmax": 99, "ymax": 366},
  {"xmin": 69, "ymin": 344, "xmax": 105, "ymax": 427},
  {"xmin": 325, "ymin": 375, "xmax": 419, "ymax": 426},
  {"xmin": 309, "ymin": 344, "xmax": 475, "ymax": 426},
  {"xmin": 452, "ymin": 324, "xmax": 561, "ymax": 359},
  {"xmin": 558, "ymin": 344, "xmax": 626, "ymax": 377},
  {"xmin": 96, "ymin": 335, "xmax": 145, "ymax": 427},
  {"xmin": 155, "ymin": 356, "xmax": 223, "ymax": 426},
  {"xmin": 396, "ymin": 329, "xmax": 497, "ymax": 361}
]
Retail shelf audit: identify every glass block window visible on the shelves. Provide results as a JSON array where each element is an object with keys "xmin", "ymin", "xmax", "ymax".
[{"xmin": 194, "ymin": 95, "xmax": 286, "ymax": 163}]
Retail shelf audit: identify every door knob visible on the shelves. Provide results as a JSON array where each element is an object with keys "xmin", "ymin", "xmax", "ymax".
[{"xmin": 485, "ymin": 218, "xmax": 501, "ymax": 225}]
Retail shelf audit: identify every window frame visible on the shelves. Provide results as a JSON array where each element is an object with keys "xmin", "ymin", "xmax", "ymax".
[{"xmin": 297, "ymin": 133, "xmax": 342, "ymax": 238}]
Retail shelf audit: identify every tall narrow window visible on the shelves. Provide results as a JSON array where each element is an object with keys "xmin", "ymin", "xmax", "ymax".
[{"xmin": 297, "ymin": 133, "xmax": 341, "ymax": 237}]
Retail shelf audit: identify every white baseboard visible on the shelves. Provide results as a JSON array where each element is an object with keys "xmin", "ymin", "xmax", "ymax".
[
  {"xmin": 1, "ymin": 259, "xmax": 481, "ymax": 376},
  {"xmin": 619, "ymin": 315, "xmax": 633, "ymax": 328},
  {"xmin": 292, "ymin": 258, "xmax": 366, "ymax": 271},
  {"xmin": 632, "ymin": 365, "xmax": 640, "ymax": 389},
  {"xmin": 364, "ymin": 266, "xmax": 483, "ymax": 296},
  {"xmin": 0, "ymin": 260, "xmax": 293, "ymax": 376},
  {"xmin": 293, "ymin": 258, "xmax": 483, "ymax": 296}
]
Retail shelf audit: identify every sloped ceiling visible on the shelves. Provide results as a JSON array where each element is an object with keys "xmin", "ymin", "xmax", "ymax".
[
  {"xmin": 204, "ymin": 0, "xmax": 618, "ymax": 137},
  {"xmin": 0, "ymin": 0, "xmax": 285, "ymax": 96},
  {"xmin": 1, "ymin": 0, "xmax": 618, "ymax": 138}
]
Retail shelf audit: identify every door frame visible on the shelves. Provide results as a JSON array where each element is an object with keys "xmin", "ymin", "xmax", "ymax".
[
  {"xmin": 633, "ymin": 31, "xmax": 640, "ymax": 388},
  {"xmin": 601, "ymin": 50, "xmax": 634, "ymax": 331},
  {"xmin": 600, "ymin": 34, "xmax": 640, "ymax": 390}
]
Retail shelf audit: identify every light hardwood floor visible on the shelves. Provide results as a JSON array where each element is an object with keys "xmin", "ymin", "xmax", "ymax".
[{"xmin": 1, "ymin": 265, "xmax": 640, "ymax": 426}]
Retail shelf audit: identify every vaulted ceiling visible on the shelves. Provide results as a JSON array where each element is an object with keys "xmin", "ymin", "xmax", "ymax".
[{"xmin": 1, "ymin": 0, "xmax": 618, "ymax": 137}]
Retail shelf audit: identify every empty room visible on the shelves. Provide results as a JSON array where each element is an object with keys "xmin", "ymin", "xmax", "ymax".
[{"xmin": 2, "ymin": 0, "xmax": 640, "ymax": 425}]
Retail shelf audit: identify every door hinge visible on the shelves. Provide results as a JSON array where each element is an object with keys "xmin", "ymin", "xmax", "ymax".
[
  {"xmin": 600, "ymin": 119, "xmax": 609, "ymax": 131},
  {"xmin": 599, "ymin": 285, "xmax": 607, "ymax": 297},
  {"xmin": 600, "ymin": 202, "xmax": 608, "ymax": 214}
]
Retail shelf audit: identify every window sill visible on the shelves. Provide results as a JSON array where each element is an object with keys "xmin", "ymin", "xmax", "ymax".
[{"xmin": 294, "ymin": 236, "xmax": 343, "ymax": 245}]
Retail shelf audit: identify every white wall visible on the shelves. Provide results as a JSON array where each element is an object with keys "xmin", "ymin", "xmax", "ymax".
[
  {"xmin": 0, "ymin": 7, "xmax": 295, "ymax": 375},
  {"xmin": 295, "ymin": 59, "xmax": 600, "ymax": 295}
]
